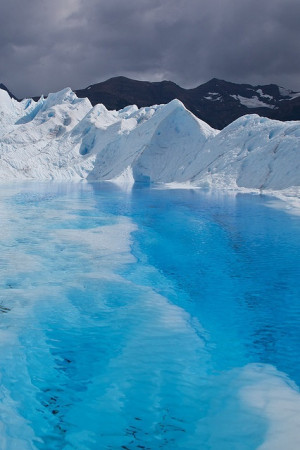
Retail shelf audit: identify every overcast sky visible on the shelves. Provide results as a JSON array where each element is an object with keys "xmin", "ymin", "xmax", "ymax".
[{"xmin": 0, "ymin": 0, "xmax": 299, "ymax": 97}]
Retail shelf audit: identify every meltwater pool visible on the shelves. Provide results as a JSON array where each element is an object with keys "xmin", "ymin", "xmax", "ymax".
[{"xmin": 0, "ymin": 183, "xmax": 299, "ymax": 449}]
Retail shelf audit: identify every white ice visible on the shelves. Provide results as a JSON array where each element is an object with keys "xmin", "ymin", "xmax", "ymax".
[
  {"xmin": 239, "ymin": 363, "xmax": 300, "ymax": 450},
  {"xmin": 0, "ymin": 87, "xmax": 299, "ymax": 205}
]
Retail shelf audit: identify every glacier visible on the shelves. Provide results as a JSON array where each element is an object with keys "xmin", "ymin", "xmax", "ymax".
[{"xmin": 0, "ymin": 87, "xmax": 299, "ymax": 199}]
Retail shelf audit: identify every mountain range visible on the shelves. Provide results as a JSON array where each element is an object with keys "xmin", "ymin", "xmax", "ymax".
[
  {"xmin": 1, "ymin": 76, "xmax": 300, "ymax": 129},
  {"xmin": 0, "ymin": 85, "xmax": 299, "ymax": 196}
]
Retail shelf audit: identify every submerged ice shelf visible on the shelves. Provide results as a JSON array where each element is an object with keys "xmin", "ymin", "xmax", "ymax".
[
  {"xmin": 0, "ymin": 182, "xmax": 299, "ymax": 449},
  {"xmin": 0, "ymin": 87, "xmax": 299, "ymax": 201}
]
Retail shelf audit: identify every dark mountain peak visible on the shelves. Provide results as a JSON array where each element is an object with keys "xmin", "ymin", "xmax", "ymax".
[
  {"xmin": 206, "ymin": 77, "xmax": 228, "ymax": 85},
  {"xmin": 201, "ymin": 78, "xmax": 239, "ymax": 88},
  {"xmin": 153, "ymin": 79, "xmax": 180, "ymax": 86},
  {"xmin": 76, "ymin": 76, "xmax": 184, "ymax": 110},
  {"xmin": 0, "ymin": 83, "xmax": 18, "ymax": 100},
  {"xmin": 101, "ymin": 75, "xmax": 135, "ymax": 85},
  {"xmin": 85, "ymin": 76, "xmax": 181, "ymax": 91},
  {"xmin": 191, "ymin": 78, "xmax": 253, "ymax": 97}
]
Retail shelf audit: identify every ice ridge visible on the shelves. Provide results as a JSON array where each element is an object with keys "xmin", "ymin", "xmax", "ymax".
[{"xmin": 0, "ymin": 87, "xmax": 299, "ymax": 196}]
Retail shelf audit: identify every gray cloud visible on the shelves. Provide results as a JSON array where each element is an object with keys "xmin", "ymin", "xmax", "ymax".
[{"xmin": 0, "ymin": 0, "xmax": 299, "ymax": 98}]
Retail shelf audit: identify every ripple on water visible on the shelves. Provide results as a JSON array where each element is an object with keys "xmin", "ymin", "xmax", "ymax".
[{"xmin": 0, "ymin": 183, "xmax": 298, "ymax": 449}]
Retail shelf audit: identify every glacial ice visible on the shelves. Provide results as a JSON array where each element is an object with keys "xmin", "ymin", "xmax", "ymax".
[
  {"xmin": 239, "ymin": 364, "xmax": 300, "ymax": 450},
  {"xmin": 0, "ymin": 87, "xmax": 299, "ymax": 200}
]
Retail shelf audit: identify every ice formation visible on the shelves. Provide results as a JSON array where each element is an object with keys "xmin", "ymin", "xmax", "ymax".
[{"xmin": 0, "ymin": 87, "xmax": 299, "ymax": 197}]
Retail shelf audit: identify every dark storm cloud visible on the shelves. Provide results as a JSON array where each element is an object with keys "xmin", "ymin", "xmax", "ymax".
[{"xmin": 0, "ymin": 0, "xmax": 299, "ymax": 98}]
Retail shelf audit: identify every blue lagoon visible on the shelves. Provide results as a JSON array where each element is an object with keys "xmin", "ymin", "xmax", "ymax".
[{"xmin": 0, "ymin": 183, "xmax": 299, "ymax": 449}]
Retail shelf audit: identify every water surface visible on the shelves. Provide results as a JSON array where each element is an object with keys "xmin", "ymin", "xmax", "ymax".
[{"xmin": 0, "ymin": 182, "xmax": 299, "ymax": 449}]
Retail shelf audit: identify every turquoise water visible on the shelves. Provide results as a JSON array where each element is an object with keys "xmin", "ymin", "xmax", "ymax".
[{"xmin": 0, "ymin": 183, "xmax": 299, "ymax": 449}]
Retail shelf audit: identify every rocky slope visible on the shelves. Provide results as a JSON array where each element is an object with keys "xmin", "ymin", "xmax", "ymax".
[{"xmin": 75, "ymin": 77, "xmax": 300, "ymax": 129}]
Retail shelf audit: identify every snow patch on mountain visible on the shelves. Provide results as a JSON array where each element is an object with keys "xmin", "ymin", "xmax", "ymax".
[
  {"xmin": 0, "ymin": 87, "xmax": 299, "ymax": 200},
  {"xmin": 278, "ymin": 86, "xmax": 300, "ymax": 100},
  {"xmin": 204, "ymin": 93, "xmax": 221, "ymax": 101},
  {"xmin": 279, "ymin": 86, "xmax": 293, "ymax": 97},
  {"xmin": 256, "ymin": 89, "xmax": 273, "ymax": 100},
  {"xmin": 231, "ymin": 95, "xmax": 275, "ymax": 109},
  {"xmin": 289, "ymin": 93, "xmax": 300, "ymax": 100}
]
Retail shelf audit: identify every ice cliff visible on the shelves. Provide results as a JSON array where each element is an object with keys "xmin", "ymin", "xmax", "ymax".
[{"xmin": 0, "ymin": 87, "xmax": 299, "ymax": 194}]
